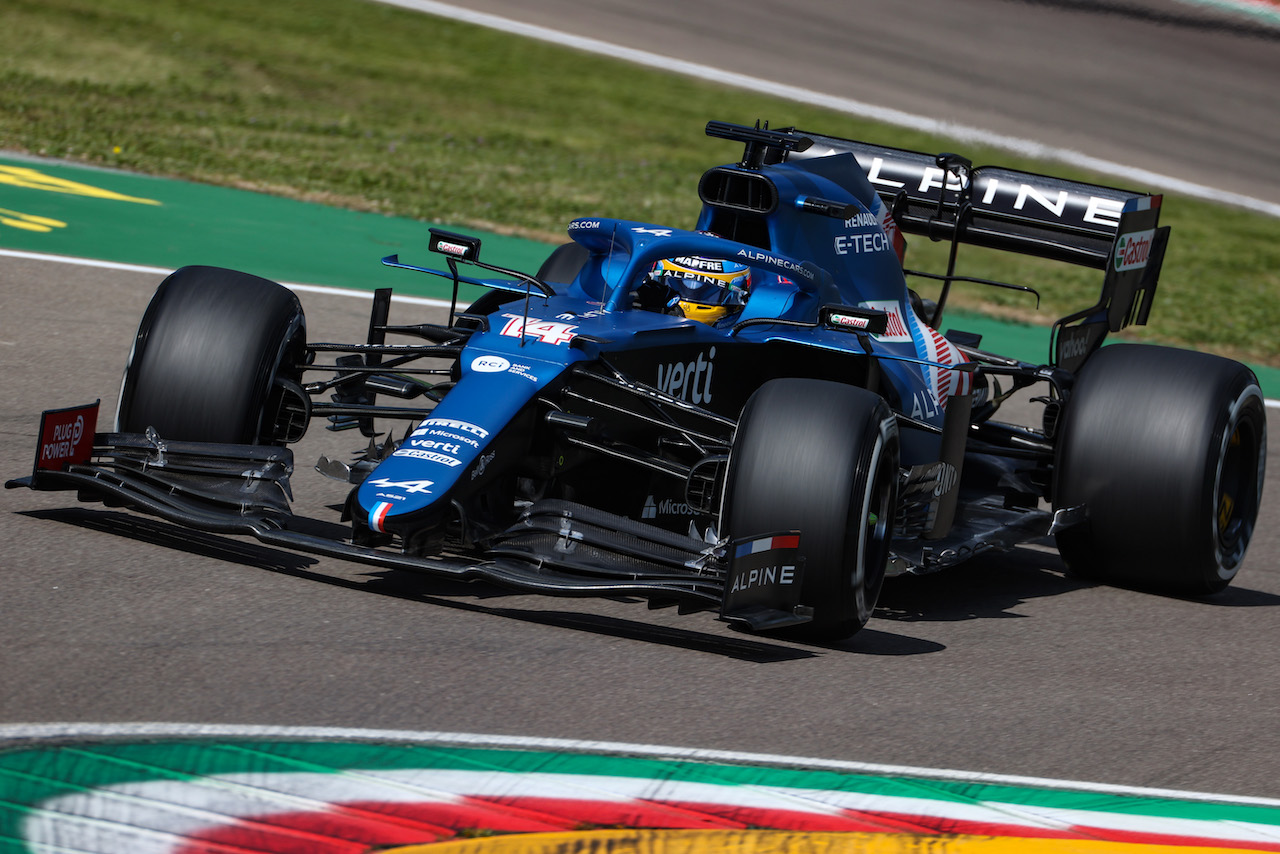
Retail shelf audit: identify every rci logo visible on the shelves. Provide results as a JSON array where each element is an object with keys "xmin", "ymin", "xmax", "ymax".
[{"xmin": 471, "ymin": 355, "xmax": 511, "ymax": 373}]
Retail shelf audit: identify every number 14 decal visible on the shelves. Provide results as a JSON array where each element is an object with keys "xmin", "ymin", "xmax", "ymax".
[{"xmin": 499, "ymin": 314, "xmax": 578, "ymax": 345}]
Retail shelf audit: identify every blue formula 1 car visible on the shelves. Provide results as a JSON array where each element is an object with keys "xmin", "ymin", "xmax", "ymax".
[{"xmin": 8, "ymin": 121, "xmax": 1267, "ymax": 640}]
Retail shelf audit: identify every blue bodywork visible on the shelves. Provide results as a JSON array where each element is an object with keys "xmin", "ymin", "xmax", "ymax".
[
  {"xmin": 12, "ymin": 120, "xmax": 1189, "ymax": 637},
  {"xmin": 354, "ymin": 156, "xmax": 974, "ymax": 539}
]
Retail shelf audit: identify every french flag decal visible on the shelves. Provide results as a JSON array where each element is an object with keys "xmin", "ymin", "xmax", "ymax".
[
  {"xmin": 723, "ymin": 531, "xmax": 805, "ymax": 620},
  {"xmin": 734, "ymin": 534, "xmax": 800, "ymax": 559},
  {"xmin": 369, "ymin": 501, "xmax": 394, "ymax": 533}
]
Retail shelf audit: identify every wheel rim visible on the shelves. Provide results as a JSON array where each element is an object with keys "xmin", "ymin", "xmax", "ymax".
[
  {"xmin": 1215, "ymin": 414, "xmax": 1262, "ymax": 568},
  {"xmin": 853, "ymin": 427, "xmax": 897, "ymax": 599}
]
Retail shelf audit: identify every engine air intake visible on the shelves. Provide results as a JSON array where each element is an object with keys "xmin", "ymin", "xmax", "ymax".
[{"xmin": 698, "ymin": 168, "xmax": 778, "ymax": 214}]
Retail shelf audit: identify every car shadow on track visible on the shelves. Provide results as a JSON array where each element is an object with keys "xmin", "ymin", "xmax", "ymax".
[
  {"xmin": 351, "ymin": 561, "xmax": 824, "ymax": 662},
  {"xmin": 873, "ymin": 545, "xmax": 1089, "ymax": 624},
  {"xmin": 873, "ymin": 543, "xmax": 1280, "ymax": 622},
  {"xmin": 1190, "ymin": 585, "xmax": 1280, "ymax": 607},
  {"xmin": 20, "ymin": 507, "xmax": 827, "ymax": 662},
  {"xmin": 45, "ymin": 508, "xmax": 1228, "ymax": 659},
  {"xmin": 20, "ymin": 507, "xmax": 323, "ymax": 575}
]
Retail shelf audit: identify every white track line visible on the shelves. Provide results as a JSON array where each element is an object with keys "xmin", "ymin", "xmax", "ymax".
[
  {"xmin": 4, "ymin": 722, "xmax": 1280, "ymax": 808},
  {"xmin": 1177, "ymin": 0, "xmax": 1280, "ymax": 26},
  {"xmin": 0, "ymin": 247, "xmax": 452, "ymax": 308},
  {"xmin": 6, "ymin": 246, "xmax": 1279, "ymax": 406},
  {"xmin": 373, "ymin": 0, "xmax": 1280, "ymax": 220}
]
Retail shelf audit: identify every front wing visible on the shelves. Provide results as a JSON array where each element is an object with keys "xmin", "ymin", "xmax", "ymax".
[{"xmin": 6, "ymin": 427, "xmax": 815, "ymax": 633}]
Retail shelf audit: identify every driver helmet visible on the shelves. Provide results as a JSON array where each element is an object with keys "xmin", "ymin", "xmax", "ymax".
[{"xmin": 650, "ymin": 250, "xmax": 752, "ymax": 325}]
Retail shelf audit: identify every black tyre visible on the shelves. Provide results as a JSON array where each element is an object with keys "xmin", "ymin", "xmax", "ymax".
[
  {"xmin": 1054, "ymin": 344, "xmax": 1266, "ymax": 594},
  {"xmin": 723, "ymin": 379, "xmax": 899, "ymax": 639},
  {"xmin": 116, "ymin": 265, "xmax": 306, "ymax": 445}
]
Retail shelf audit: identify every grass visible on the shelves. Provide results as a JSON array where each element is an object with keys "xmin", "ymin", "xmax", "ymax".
[{"xmin": 3, "ymin": 0, "xmax": 1279, "ymax": 363}]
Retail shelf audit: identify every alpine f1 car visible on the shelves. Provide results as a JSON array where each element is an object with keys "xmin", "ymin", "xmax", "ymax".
[{"xmin": 7, "ymin": 121, "xmax": 1267, "ymax": 640}]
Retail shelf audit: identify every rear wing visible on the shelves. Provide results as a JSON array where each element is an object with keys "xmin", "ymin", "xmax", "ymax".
[
  {"xmin": 790, "ymin": 130, "xmax": 1156, "ymax": 269},
  {"xmin": 780, "ymin": 127, "xmax": 1169, "ymax": 367}
]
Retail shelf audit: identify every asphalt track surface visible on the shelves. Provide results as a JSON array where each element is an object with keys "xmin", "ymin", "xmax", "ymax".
[
  {"xmin": 4, "ymin": 0, "xmax": 1280, "ymax": 812},
  {"xmin": 3, "ymin": 256, "xmax": 1279, "ymax": 802},
  {"xmin": 420, "ymin": 0, "xmax": 1280, "ymax": 210}
]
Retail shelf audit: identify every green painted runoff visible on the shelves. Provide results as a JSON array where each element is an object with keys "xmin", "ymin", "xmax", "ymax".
[{"xmin": 2, "ymin": 154, "xmax": 1277, "ymax": 394}]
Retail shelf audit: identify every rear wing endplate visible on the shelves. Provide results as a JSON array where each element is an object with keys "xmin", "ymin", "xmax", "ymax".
[{"xmin": 1051, "ymin": 195, "xmax": 1170, "ymax": 370}]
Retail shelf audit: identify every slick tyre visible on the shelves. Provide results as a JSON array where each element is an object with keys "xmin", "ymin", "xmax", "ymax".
[
  {"xmin": 1054, "ymin": 344, "xmax": 1266, "ymax": 595},
  {"xmin": 724, "ymin": 379, "xmax": 899, "ymax": 640},
  {"xmin": 116, "ymin": 266, "xmax": 307, "ymax": 445}
]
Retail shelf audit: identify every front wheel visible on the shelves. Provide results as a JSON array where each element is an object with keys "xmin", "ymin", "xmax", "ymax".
[
  {"xmin": 116, "ymin": 266, "xmax": 307, "ymax": 445},
  {"xmin": 723, "ymin": 379, "xmax": 899, "ymax": 640},
  {"xmin": 1054, "ymin": 344, "xmax": 1266, "ymax": 594}
]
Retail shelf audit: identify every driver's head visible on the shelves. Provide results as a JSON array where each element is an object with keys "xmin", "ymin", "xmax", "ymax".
[{"xmin": 649, "ymin": 254, "xmax": 752, "ymax": 325}]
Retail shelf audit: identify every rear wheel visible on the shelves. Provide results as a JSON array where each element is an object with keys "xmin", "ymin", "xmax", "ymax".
[
  {"xmin": 1054, "ymin": 344, "xmax": 1266, "ymax": 594},
  {"xmin": 116, "ymin": 265, "xmax": 307, "ymax": 445},
  {"xmin": 723, "ymin": 379, "xmax": 899, "ymax": 639}
]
